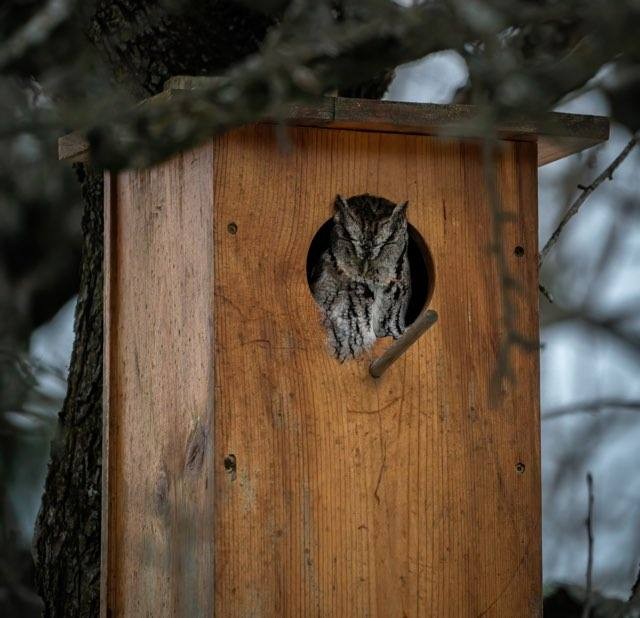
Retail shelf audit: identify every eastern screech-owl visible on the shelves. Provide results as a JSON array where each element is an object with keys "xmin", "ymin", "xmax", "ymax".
[{"xmin": 311, "ymin": 194, "xmax": 411, "ymax": 361}]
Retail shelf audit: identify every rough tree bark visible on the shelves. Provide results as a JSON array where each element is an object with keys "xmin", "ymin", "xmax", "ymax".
[{"xmin": 33, "ymin": 169, "xmax": 104, "ymax": 617}]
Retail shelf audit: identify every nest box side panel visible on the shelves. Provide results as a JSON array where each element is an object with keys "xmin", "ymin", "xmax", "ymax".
[
  {"xmin": 105, "ymin": 146, "xmax": 216, "ymax": 616},
  {"xmin": 211, "ymin": 126, "xmax": 540, "ymax": 616}
]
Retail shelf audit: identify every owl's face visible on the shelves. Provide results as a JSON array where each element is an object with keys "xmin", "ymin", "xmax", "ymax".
[{"xmin": 331, "ymin": 194, "xmax": 408, "ymax": 282}]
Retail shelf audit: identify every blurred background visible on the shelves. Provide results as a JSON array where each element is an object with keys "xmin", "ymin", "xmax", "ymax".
[{"xmin": 1, "ymin": 1, "xmax": 639, "ymax": 615}]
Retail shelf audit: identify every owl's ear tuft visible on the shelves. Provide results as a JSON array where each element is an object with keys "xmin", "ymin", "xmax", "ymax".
[
  {"xmin": 393, "ymin": 201, "xmax": 409, "ymax": 217},
  {"xmin": 334, "ymin": 195, "xmax": 350, "ymax": 221},
  {"xmin": 335, "ymin": 194, "xmax": 349, "ymax": 211}
]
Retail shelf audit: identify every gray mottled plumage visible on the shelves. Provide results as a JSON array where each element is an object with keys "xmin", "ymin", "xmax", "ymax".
[{"xmin": 311, "ymin": 194, "xmax": 411, "ymax": 361}]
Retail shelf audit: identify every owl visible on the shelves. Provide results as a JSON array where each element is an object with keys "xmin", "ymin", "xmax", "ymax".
[{"xmin": 311, "ymin": 193, "xmax": 411, "ymax": 361}]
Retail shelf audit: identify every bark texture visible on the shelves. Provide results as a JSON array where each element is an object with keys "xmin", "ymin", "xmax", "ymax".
[
  {"xmin": 86, "ymin": 0, "xmax": 274, "ymax": 97},
  {"xmin": 33, "ymin": 169, "xmax": 104, "ymax": 618}
]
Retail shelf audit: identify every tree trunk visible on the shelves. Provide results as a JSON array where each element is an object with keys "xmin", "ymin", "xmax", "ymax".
[{"xmin": 33, "ymin": 169, "xmax": 104, "ymax": 617}]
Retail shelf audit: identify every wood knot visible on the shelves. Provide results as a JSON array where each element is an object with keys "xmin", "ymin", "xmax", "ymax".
[
  {"xmin": 154, "ymin": 468, "xmax": 170, "ymax": 517},
  {"xmin": 184, "ymin": 421, "xmax": 207, "ymax": 475},
  {"xmin": 224, "ymin": 454, "xmax": 237, "ymax": 481}
]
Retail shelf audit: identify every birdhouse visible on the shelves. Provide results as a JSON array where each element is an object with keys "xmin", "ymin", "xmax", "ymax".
[{"xmin": 60, "ymin": 85, "xmax": 608, "ymax": 616}]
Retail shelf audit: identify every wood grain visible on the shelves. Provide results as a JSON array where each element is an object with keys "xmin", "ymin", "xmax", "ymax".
[
  {"xmin": 106, "ymin": 147, "xmax": 216, "ymax": 615},
  {"xmin": 106, "ymin": 125, "xmax": 541, "ymax": 616}
]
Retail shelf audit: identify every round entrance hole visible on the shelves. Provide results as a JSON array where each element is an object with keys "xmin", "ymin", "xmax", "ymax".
[{"xmin": 306, "ymin": 218, "xmax": 435, "ymax": 326}]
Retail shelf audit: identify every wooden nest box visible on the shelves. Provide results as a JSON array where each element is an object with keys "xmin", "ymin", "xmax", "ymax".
[{"xmin": 61, "ymin": 85, "xmax": 608, "ymax": 616}]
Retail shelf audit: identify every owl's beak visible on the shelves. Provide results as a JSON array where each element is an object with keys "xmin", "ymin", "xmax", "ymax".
[{"xmin": 360, "ymin": 260, "xmax": 369, "ymax": 276}]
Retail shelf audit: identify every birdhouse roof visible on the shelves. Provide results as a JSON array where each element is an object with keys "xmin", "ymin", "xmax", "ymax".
[{"xmin": 58, "ymin": 75, "xmax": 609, "ymax": 166}]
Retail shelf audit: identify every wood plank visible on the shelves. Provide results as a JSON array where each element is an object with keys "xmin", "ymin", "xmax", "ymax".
[
  {"xmin": 59, "ymin": 85, "xmax": 608, "ymax": 166},
  {"xmin": 107, "ymin": 146, "xmax": 216, "ymax": 615},
  {"xmin": 207, "ymin": 126, "xmax": 541, "ymax": 616}
]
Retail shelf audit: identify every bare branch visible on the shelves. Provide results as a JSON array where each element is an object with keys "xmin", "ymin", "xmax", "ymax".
[
  {"xmin": 542, "ymin": 399, "xmax": 640, "ymax": 420},
  {"xmin": 0, "ymin": 0, "xmax": 76, "ymax": 70},
  {"xmin": 582, "ymin": 472, "xmax": 595, "ymax": 618},
  {"xmin": 539, "ymin": 283, "xmax": 555, "ymax": 303},
  {"xmin": 539, "ymin": 133, "xmax": 639, "ymax": 266},
  {"xmin": 0, "ymin": 347, "xmax": 67, "ymax": 384},
  {"xmin": 584, "ymin": 319, "xmax": 640, "ymax": 362}
]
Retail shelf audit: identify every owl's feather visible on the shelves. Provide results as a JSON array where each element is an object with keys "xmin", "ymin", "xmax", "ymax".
[{"xmin": 311, "ymin": 193, "xmax": 411, "ymax": 361}]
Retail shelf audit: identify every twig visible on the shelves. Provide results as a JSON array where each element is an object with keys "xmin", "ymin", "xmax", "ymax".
[
  {"xmin": 539, "ymin": 133, "xmax": 639, "ymax": 266},
  {"xmin": 0, "ymin": 347, "xmax": 68, "ymax": 384},
  {"xmin": 582, "ymin": 472, "xmax": 595, "ymax": 618},
  {"xmin": 542, "ymin": 398, "xmax": 640, "ymax": 420},
  {"xmin": 542, "ymin": 307, "xmax": 640, "ymax": 361},
  {"xmin": 0, "ymin": 0, "xmax": 76, "ymax": 70},
  {"xmin": 538, "ymin": 283, "xmax": 554, "ymax": 303}
]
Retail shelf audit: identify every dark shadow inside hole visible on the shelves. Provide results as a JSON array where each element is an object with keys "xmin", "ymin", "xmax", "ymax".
[{"xmin": 306, "ymin": 219, "xmax": 435, "ymax": 326}]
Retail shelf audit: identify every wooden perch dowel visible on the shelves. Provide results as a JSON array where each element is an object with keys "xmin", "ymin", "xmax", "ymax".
[{"xmin": 369, "ymin": 309, "xmax": 438, "ymax": 378}]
